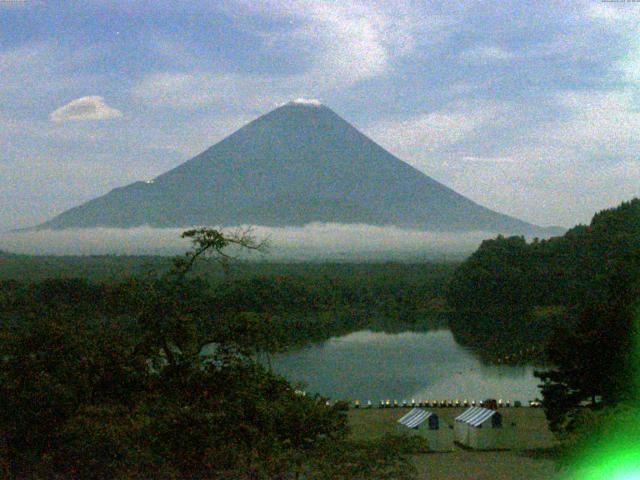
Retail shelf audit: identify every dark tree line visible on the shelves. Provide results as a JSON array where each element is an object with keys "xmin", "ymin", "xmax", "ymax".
[
  {"xmin": 0, "ymin": 260, "xmax": 451, "ymax": 358},
  {"xmin": 447, "ymin": 199, "xmax": 640, "ymax": 434},
  {"xmin": 0, "ymin": 229, "xmax": 417, "ymax": 479},
  {"xmin": 447, "ymin": 199, "xmax": 640, "ymax": 315}
]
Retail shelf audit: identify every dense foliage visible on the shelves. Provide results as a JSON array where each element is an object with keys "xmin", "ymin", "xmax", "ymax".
[
  {"xmin": 0, "ymin": 229, "xmax": 418, "ymax": 479},
  {"xmin": 448, "ymin": 199, "xmax": 640, "ymax": 435},
  {"xmin": 0, "ymin": 261, "xmax": 453, "ymax": 355},
  {"xmin": 447, "ymin": 199, "xmax": 640, "ymax": 314}
]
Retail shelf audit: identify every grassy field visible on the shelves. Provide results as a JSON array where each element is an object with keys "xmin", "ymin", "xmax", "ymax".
[{"xmin": 348, "ymin": 407, "xmax": 561, "ymax": 479}]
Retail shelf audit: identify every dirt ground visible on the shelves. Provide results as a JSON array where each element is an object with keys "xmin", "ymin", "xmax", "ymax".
[
  {"xmin": 348, "ymin": 407, "xmax": 561, "ymax": 479},
  {"xmin": 411, "ymin": 450, "xmax": 559, "ymax": 480}
]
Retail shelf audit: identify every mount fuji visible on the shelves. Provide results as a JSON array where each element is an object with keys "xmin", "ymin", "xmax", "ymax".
[{"xmin": 41, "ymin": 100, "xmax": 556, "ymax": 236}]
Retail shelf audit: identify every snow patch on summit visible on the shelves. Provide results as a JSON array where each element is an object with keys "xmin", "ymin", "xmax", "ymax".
[{"xmin": 289, "ymin": 98, "xmax": 323, "ymax": 106}]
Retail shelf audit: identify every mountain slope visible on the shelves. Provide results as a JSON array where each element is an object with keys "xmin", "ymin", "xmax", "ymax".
[{"xmin": 41, "ymin": 101, "xmax": 555, "ymax": 234}]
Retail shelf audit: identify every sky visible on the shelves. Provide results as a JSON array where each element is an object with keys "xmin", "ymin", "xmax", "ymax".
[{"xmin": 1, "ymin": 0, "xmax": 639, "ymax": 231}]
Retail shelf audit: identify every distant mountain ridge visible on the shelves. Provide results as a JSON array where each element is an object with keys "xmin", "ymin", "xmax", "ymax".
[{"xmin": 41, "ymin": 101, "xmax": 560, "ymax": 236}]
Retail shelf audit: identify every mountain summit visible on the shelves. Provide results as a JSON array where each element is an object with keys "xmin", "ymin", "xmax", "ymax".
[{"xmin": 41, "ymin": 102, "xmax": 553, "ymax": 234}]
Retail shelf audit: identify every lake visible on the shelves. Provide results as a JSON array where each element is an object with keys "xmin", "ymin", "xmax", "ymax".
[{"xmin": 269, "ymin": 329, "xmax": 543, "ymax": 403}]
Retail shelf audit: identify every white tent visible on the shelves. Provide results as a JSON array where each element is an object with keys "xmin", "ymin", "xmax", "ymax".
[
  {"xmin": 454, "ymin": 407, "xmax": 515, "ymax": 450},
  {"xmin": 396, "ymin": 408, "xmax": 454, "ymax": 452}
]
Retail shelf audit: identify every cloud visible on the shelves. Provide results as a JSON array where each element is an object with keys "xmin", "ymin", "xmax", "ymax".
[
  {"xmin": 131, "ymin": 0, "xmax": 449, "ymax": 109},
  {"xmin": 290, "ymin": 98, "xmax": 322, "ymax": 106},
  {"xmin": 232, "ymin": 0, "xmax": 430, "ymax": 84},
  {"xmin": 360, "ymin": 85, "xmax": 640, "ymax": 228},
  {"xmin": 0, "ymin": 0, "xmax": 33, "ymax": 9},
  {"xmin": 619, "ymin": 40, "xmax": 640, "ymax": 85},
  {"xmin": 0, "ymin": 43, "xmax": 96, "ymax": 103},
  {"xmin": 583, "ymin": 2, "xmax": 640, "ymax": 86},
  {"xmin": 292, "ymin": 1, "xmax": 394, "ymax": 85},
  {"xmin": 49, "ymin": 96, "xmax": 122, "ymax": 122},
  {"xmin": 585, "ymin": 3, "xmax": 639, "ymax": 24},
  {"xmin": 0, "ymin": 224, "xmax": 498, "ymax": 257},
  {"xmin": 365, "ymin": 100, "xmax": 508, "ymax": 159},
  {"xmin": 536, "ymin": 89, "xmax": 640, "ymax": 157},
  {"xmin": 461, "ymin": 156, "xmax": 516, "ymax": 164},
  {"xmin": 130, "ymin": 72, "xmax": 281, "ymax": 109},
  {"xmin": 460, "ymin": 45, "xmax": 514, "ymax": 64},
  {"xmin": 431, "ymin": 88, "xmax": 640, "ymax": 227},
  {"xmin": 131, "ymin": 73, "xmax": 213, "ymax": 109},
  {"xmin": 131, "ymin": 71, "xmax": 336, "ymax": 112}
]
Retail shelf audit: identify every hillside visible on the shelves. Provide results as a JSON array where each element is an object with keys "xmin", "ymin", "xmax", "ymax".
[
  {"xmin": 445, "ymin": 198, "xmax": 640, "ymax": 363},
  {"xmin": 447, "ymin": 198, "xmax": 640, "ymax": 313}
]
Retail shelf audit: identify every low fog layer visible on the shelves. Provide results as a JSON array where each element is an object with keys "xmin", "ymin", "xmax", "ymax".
[{"xmin": 0, "ymin": 224, "xmax": 504, "ymax": 259}]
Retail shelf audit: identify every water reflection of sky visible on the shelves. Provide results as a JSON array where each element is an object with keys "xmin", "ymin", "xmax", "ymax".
[{"xmin": 270, "ymin": 330, "xmax": 542, "ymax": 402}]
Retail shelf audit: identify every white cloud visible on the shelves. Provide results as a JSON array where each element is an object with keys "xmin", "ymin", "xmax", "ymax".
[
  {"xmin": 460, "ymin": 45, "xmax": 514, "ymax": 64},
  {"xmin": 131, "ymin": 72, "xmax": 288, "ymax": 110},
  {"xmin": 49, "ymin": 96, "xmax": 122, "ymax": 122},
  {"xmin": 0, "ymin": 43, "xmax": 94, "ymax": 102},
  {"xmin": 232, "ymin": 0, "xmax": 429, "ymax": 85},
  {"xmin": 290, "ymin": 97, "xmax": 323, "ymax": 106},
  {"xmin": 132, "ymin": 0, "xmax": 450, "ymax": 109},
  {"xmin": 295, "ymin": 1, "xmax": 391, "ymax": 85},
  {"xmin": 364, "ymin": 100, "xmax": 508, "ymax": 160},
  {"xmin": 431, "ymin": 89, "xmax": 640, "ymax": 226},
  {"xmin": 461, "ymin": 156, "xmax": 516, "ymax": 164},
  {"xmin": 131, "ymin": 70, "xmax": 336, "ymax": 111},
  {"xmin": 0, "ymin": 0, "xmax": 32, "ymax": 10},
  {"xmin": 583, "ymin": 2, "xmax": 640, "ymax": 86},
  {"xmin": 537, "ymin": 89, "xmax": 640, "ymax": 157},
  {"xmin": 619, "ymin": 40, "xmax": 640, "ymax": 85},
  {"xmin": 131, "ymin": 73, "xmax": 219, "ymax": 109},
  {"xmin": 358, "ymin": 86, "xmax": 640, "ymax": 228},
  {"xmin": 0, "ymin": 224, "xmax": 495, "ymax": 256},
  {"xmin": 585, "ymin": 3, "xmax": 638, "ymax": 24}
]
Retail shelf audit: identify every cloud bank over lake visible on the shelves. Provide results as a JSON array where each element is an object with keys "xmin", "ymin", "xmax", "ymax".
[{"xmin": 0, "ymin": 224, "xmax": 500, "ymax": 259}]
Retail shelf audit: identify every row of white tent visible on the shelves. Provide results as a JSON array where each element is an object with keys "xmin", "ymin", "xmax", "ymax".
[{"xmin": 396, "ymin": 407, "xmax": 516, "ymax": 451}]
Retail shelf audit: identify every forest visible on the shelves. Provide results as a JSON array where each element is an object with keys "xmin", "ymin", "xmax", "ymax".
[
  {"xmin": 0, "ymin": 258, "xmax": 453, "ymax": 356},
  {"xmin": 448, "ymin": 199, "xmax": 640, "ymax": 313},
  {"xmin": 1, "ymin": 229, "xmax": 433, "ymax": 478},
  {"xmin": 447, "ymin": 199, "xmax": 640, "ymax": 361},
  {"xmin": 447, "ymin": 199, "xmax": 640, "ymax": 472}
]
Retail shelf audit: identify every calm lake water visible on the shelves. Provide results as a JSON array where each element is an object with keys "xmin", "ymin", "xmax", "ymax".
[{"xmin": 270, "ymin": 329, "xmax": 543, "ymax": 403}]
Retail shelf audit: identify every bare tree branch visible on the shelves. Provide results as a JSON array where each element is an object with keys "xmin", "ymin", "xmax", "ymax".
[{"xmin": 139, "ymin": 227, "xmax": 268, "ymax": 368}]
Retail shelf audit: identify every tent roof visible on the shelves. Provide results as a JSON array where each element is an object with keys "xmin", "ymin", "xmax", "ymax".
[
  {"xmin": 397, "ymin": 408, "xmax": 434, "ymax": 428},
  {"xmin": 455, "ymin": 407, "xmax": 497, "ymax": 427}
]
